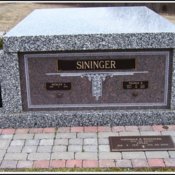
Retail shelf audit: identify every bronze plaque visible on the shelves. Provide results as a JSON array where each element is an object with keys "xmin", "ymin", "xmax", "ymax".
[
  {"xmin": 109, "ymin": 136, "xmax": 175, "ymax": 151},
  {"xmin": 123, "ymin": 81, "xmax": 148, "ymax": 89},
  {"xmin": 58, "ymin": 59, "xmax": 135, "ymax": 71},
  {"xmin": 46, "ymin": 82, "xmax": 71, "ymax": 90}
]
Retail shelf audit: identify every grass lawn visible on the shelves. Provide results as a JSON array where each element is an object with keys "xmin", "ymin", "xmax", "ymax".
[{"xmin": 0, "ymin": 167, "xmax": 175, "ymax": 172}]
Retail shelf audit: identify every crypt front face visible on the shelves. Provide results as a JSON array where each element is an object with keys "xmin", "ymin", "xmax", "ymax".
[{"xmin": 19, "ymin": 50, "xmax": 171, "ymax": 111}]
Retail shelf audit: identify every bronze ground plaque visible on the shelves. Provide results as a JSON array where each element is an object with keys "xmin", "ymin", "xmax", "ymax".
[{"xmin": 109, "ymin": 135, "xmax": 175, "ymax": 151}]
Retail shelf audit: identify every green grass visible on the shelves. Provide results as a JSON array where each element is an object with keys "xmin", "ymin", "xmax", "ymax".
[
  {"xmin": 0, "ymin": 38, "xmax": 3, "ymax": 49},
  {"xmin": 0, "ymin": 167, "xmax": 175, "ymax": 172}
]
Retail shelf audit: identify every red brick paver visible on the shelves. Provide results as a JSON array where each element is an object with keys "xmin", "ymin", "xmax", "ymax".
[
  {"xmin": 166, "ymin": 125, "xmax": 175, "ymax": 131},
  {"xmin": 152, "ymin": 125, "xmax": 169, "ymax": 131},
  {"xmin": 33, "ymin": 160, "xmax": 50, "ymax": 168},
  {"xmin": 2, "ymin": 129, "xmax": 16, "ymax": 135},
  {"xmin": 99, "ymin": 160, "xmax": 115, "ymax": 168},
  {"xmin": 98, "ymin": 126, "xmax": 111, "ymax": 132},
  {"xmin": 50, "ymin": 160, "xmax": 66, "ymax": 168},
  {"xmin": 66, "ymin": 160, "xmax": 82, "ymax": 168},
  {"xmin": 83, "ymin": 160, "xmax": 98, "ymax": 168},
  {"xmin": 43, "ymin": 128, "xmax": 56, "ymax": 133},
  {"xmin": 148, "ymin": 159, "xmax": 165, "ymax": 167},
  {"xmin": 139, "ymin": 126, "xmax": 153, "ymax": 131},
  {"xmin": 15, "ymin": 128, "xmax": 29, "ymax": 134},
  {"xmin": 29, "ymin": 128, "xmax": 43, "ymax": 134},
  {"xmin": 112, "ymin": 126, "xmax": 125, "ymax": 132},
  {"xmin": 0, "ymin": 129, "xmax": 3, "ymax": 134},
  {"xmin": 125, "ymin": 126, "xmax": 139, "ymax": 132},
  {"xmin": 57, "ymin": 127, "xmax": 70, "ymax": 133},
  {"xmin": 84, "ymin": 126, "xmax": 98, "ymax": 132},
  {"xmin": 71, "ymin": 127, "xmax": 84, "ymax": 132}
]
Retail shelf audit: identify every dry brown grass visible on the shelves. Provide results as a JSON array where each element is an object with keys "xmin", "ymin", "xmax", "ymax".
[
  {"xmin": 0, "ymin": 3, "xmax": 77, "ymax": 32},
  {"xmin": 162, "ymin": 14, "xmax": 175, "ymax": 24}
]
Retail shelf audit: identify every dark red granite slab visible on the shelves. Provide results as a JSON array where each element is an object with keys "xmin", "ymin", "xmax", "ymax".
[{"xmin": 19, "ymin": 50, "xmax": 170, "ymax": 111}]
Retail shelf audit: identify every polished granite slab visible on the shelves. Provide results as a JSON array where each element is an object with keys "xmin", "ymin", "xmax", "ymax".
[
  {"xmin": 3, "ymin": 6, "xmax": 175, "ymax": 52},
  {"xmin": 5, "ymin": 6, "xmax": 175, "ymax": 36}
]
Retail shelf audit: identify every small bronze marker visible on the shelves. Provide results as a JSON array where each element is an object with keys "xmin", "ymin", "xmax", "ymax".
[{"xmin": 109, "ymin": 135, "xmax": 175, "ymax": 152}]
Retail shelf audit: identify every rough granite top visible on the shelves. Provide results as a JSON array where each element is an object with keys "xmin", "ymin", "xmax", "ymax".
[
  {"xmin": 5, "ymin": 6, "xmax": 175, "ymax": 37},
  {"xmin": 3, "ymin": 6, "xmax": 175, "ymax": 52}
]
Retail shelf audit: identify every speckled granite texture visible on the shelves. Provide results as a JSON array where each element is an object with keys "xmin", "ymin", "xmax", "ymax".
[
  {"xmin": 1, "ymin": 7, "xmax": 175, "ymax": 127},
  {"xmin": 3, "ymin": 33, "xmax": 175, "ymax": 53},
  {"xmin": 1, "ymin": 52, "xmax": 22, "ymax": 114},
  {"xmin": 0, "ymin": 110, "xmax": 175, "ymax": 128}
]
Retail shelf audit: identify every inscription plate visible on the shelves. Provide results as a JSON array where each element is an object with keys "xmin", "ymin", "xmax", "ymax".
[
  {"xmin": 109, "ymin": 136, "xmax": 175, "ymax": 151},
  {"xmin": 123, "ymin": 81, "xmax": 148, "ymax": 89},
  {"xmin": 46, "ymin": 82, "xmax": 71, "ymax": 90},
  {"xmin": 58, "ymin": 59, "xmax": 135, "ymax": 71}
]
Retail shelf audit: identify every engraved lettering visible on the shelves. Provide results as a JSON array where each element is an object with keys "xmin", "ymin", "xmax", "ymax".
[
  {"xmin": 105, "ymin": 61, "xmax": 110, "ymax": 69},
  {"xmin": 58, "ymin": 59, "xmax": 135, "ymax": 71},
  {"xmin": 99, "ymin": 61, "xmax": 105, "ymax": 69},
  {"xmin": 93, "ymin": 61, "xmax": 99, "ymax": 69},
  {"xmin": 76, "ymin": 61, "xmax": 82, "ymax": 70},
  {"xmin": 84, "ymin": 61, "xmax": 90, "ymax": 69},
  {"xmin": 109, "ymin": 136, "xmax": 175, "ymax": 151},
  {"xmin": 76, "ymin": 60, "xmax": 117, "ymax": 70},
  {"xmin": 46, "ymin": 82, "xmax": 71, "ymax": 90},
  {"xmin": 111, "ymin": 60, "xmax": 116, "ymax": 68},
  {"xmin": 123, "ymin": 81, "xmax": 148, "ymax": 89}
]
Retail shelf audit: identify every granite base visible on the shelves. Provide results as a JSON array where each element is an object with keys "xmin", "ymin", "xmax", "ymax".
[{"xmin": 0, "ymin": 110, "xmax": 175, "ymax": 128}]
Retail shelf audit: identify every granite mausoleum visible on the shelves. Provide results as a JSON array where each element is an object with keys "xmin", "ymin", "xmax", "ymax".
[{"xmin": 0, "ymin": 6, "xmax": 175, "ymax": 128}]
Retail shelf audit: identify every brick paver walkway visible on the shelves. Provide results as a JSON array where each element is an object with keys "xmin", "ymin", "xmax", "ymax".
[{"xmin": 0, "ymin": 125, "xmax": 175, "ymax": 169}]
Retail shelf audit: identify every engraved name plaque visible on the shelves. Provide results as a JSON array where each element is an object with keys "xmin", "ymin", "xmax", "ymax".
[
  {"xmin": 58, "ymin": 59, "xmax": 135, "ymax": 71},
  {"xmin": 109, "ymin": 136, "xmax": 175, "ymax": 151},
  {"xmin": 123, "ymin": 81, "xmax": 148, "ymax": 89},
  {"xmin": 19, "ymin": 50, "xmax": 170, "ymax": 111},
  {"xmin": 46, "ymin": 82, "xmax": 71, "ymax": 90}
]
